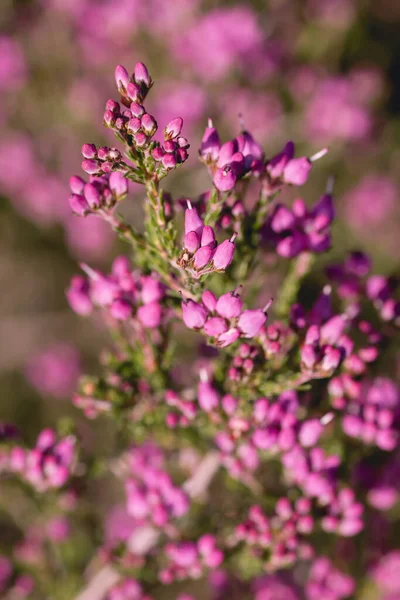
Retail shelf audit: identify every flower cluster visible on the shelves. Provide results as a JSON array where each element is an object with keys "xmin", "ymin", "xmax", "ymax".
[
  {"xmin": 69, "ymin": 171, "xmax": 129, "ymax": 216},
  {"xmin": 7, "ymin": 429, "xmax": 76, "ymax": 492},
  {"xmin": 266, "ymin": 191, "xmax": 334, "ymax": 258},
  {"xmin": 327, "ymin": 252, "xmax": 400, "ymax": 325},
  {"xmin": 3, "ymin": 52, "xmax": 399, "ymax": 600},
  {"xmin": 182, "ymin": 289, "xmax": 272, "ymax": 347},
  {"xmin": 67, "ymin": 256, "xmax": 166, "ymax": 328},
  {"xmin": 283, "ymin": 448, "xmax": 364, "ymax": 536},
  {"xmin": 305, "ymin": 557, "xmax": 355, "ymax": 600},
  {"xmin": 160, "ymin": 536, "xmax": 224, "ymax": 583},
  {"xmin": 235, "ymin": 500, "xmax": 314, "ymax": 569},
  {"xmin": 178, "ymin": 201, "xmax": 237, "ymax": 276},
  {"xmin": 200, "ymin": 120, "xmax": 264, "ymax": 191},
  {"xmin": 125, "ymin": 444, "xmax": 189, "ymax": 527},
  {"xmin": 341, "ymin": 378, "xmax": 399, "ymax": 451},
  {"xmin": 106, "ymin": 63, "xmax": 189, "ymax": 178}
]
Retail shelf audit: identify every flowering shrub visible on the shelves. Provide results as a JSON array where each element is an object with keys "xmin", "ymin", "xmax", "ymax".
[{"xmin": 1, "ymin": 58, "xmax": 400, "ymax": 600}]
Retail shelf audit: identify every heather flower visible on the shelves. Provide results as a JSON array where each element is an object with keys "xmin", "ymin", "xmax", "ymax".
[
  {"xmin": 266, "ymin": 190, "xmax": 334, "ymax": 258},
  {"xmin": 181, "ymin": 290, "xmax": 270, "ymax": 346},
  {"xmin": 68, "ymin": 259, "xmax": 166, "ymax": 330},
  {"xmin": 305, "ymin": 557, "xmax": 355, "ymax": 600},
  {"xmin": 372, "ymin": 551, "xmax": 400, "ymax": 595}
]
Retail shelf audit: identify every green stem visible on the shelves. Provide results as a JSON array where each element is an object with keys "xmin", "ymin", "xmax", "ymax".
[{"xmin": 275, "ymin": 252, "xmax": 315, "ymax": 319}]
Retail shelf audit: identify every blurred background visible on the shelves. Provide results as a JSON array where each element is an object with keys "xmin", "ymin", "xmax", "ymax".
[{"xmin": 0, "ymin": 0, "xmax": 399, "ymax": 596}]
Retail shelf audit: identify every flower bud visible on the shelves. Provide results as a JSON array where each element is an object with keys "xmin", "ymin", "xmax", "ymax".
[
  {"xmin": 66, "ymin": 276, "xmax": 92, "ymax": 316},
  {"xmin": 127, "ymin": 82, "xmax": 142, "ymax": 102},
  {"xmin": 81, "ymin": 143, "xmax": 97, "ymax": 159},
  {"xmin": 114, "ymin": 65, "xmax": 130, "ymax": 91},
  {"xmin": 202, "ymin": 290, "xmax": 217, "ymax": 312},
  {"xmin": 320, "ymin": 346, "xmax": 342, "ymax": 372},
  {"xmin": 184, "ymin": 231, "xmax": 200, "ymax": 254},
  {"xmin": 284, "ymin": 157, "xmax": 312, "ymax": 186},
  {"xmin": 320, "ymin": 315, "xmax": 346, "ymax": 345},
  {"xmin": 184, "ymin": 201, "xmax": 204, "ymax": 236},
  {"xmin": 84, "ymin": 183, "xmax": 101, "ymax": 208},
  {"xmin": 137, "ymin": 301, "xmax": 162, "ymax": 328},
  {"xmin": 271, "ymin": 205, "xmax": 295, "ymax": 233},
  {"xmin": 212, "ymin": 235, "xmax": 236, "ymax": 270},
  {"xmin": 182, "ymin": 299, "xmax": 207, "ymax": 330},
  {"xmin": 165, "ymin": 117, "xmax": 183, "ymax": 140},
  {"xmin": 198, "ymin": 380, "xmax": 219, "ymax": 412},
  {"xmin": 109, "ymin": 172, "xmax": 129, "ymax": 199},
  {"xmin": 299, "ymin": 419, "xmax": 323, "ymax": 447},
  {"xmin": 127, "ymin": 117, "xmax": 142, "ymax": 133},
  {"xmin": 305, "ymin": 325, "xmax": 320, "ymax": 345},
  {"xmin": 204, "ymin": 317, "xmax": 229, "ymax": 337},
  {"xmin": 217, "ymin": 140, "xmax": 237, "ymax": 168},
  {"xmin": 267, "ymin": 141, "xmax": 294, "ymax": 179},
  {"xmin": 216, "ymin": 290, "xmax": 242, "ymax": 319},
  {"xmin": 213, "ymin": 166, "xmax": 236, "ymax": 192},
  {"xmin": 133, "ymin": 132, "xmax": 147, "ymax": 147},
  {"xmin": 152, "ymin": 146, "xmax": 165, "ymax": 161},
  {"xmin": 130, "ymin": 102, "xmax": 145, "ymax": 117},
  {"xmin": 161, "ymin": 153, "xmax": 177, "ymax": 169},
  {"xmin": 193, "ymin": 245, "xmax": 213, "ymax": 270},
  {"xmin": 222, "ymin": 394, "xmax": 238, "ymax": 415},
  {"xmin": 217, "ymin": 327, "xmax": 240, "ymax": 347},
  {"xmin": 134, "ymin": 62, "xmax": 151, "ymax": 88},
  {"xmin": 238, "ymin": 310, "xmax": 266, "ymax": 338},
  {"xmin": 301, "ymin": 344, "xmax": 318, "ymax": 370},
  {"xmin": 69, "ymin": 193, "xmax": 89, "ymax": 216},
  {"xmin": 201, "ymin": 225, "xmax": 216, "ymax": 248},
  {"xmin": 110, "ymin": 298, "xmax": 132, "ymax": 321},
  {"xmin": 200, "ymin": 119, "xmax": 221, "ymax": 161},
  {"xmin": 81, "ymin": 159, "xmax": 100, "ymax": 175},
  {"xmin": 140, "ymin": 276, "xmax": 164, "ymax": 304},
  {"xmin": 141, "ymin": 113, "xmax": 157, "ymax": 136},
  {"xmin": 69, "ymin": 175, "xmax": 85, "ymax": 194}
]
